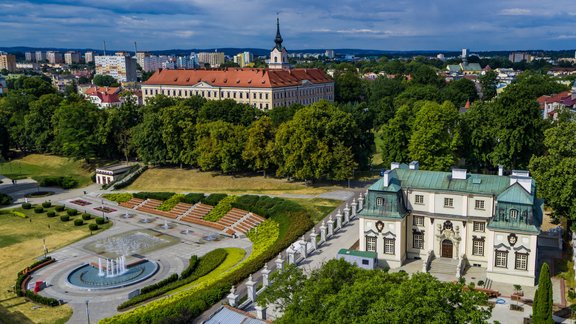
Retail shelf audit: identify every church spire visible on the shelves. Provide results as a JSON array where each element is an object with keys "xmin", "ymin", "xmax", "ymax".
[{"xmin": 274, "ymin": 16, "xmax": 283, "ymax": 50}]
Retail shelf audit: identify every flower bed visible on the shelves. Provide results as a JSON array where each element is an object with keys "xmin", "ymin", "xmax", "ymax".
[
  {"xmin": 204, "ymin": 196, "xmax": 237, "ymax": 222},
  {"xmin": 94, "ymin": 206, "xmax": 116, "ymax": 213},
  {"xmin": 102, "ymin": 193, "xmax": 134, "ymax": 203},
  {"xmin": 157, "ymin": 194, "xmax": 185, "ymax": 211},
  {"xmin": 70, "ymin": 199, "xmax": 92, "ymax": 206}
]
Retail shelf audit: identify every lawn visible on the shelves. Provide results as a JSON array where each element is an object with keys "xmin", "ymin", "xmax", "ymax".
[
  {"xmin": 372, "ymin": 131, "xmax": 384, "ymax": 167},
  {"xmin": 285, "ymin": 198, "xmax": 342, "ymax": 223},
  {"xmin": 126, "ymin": 168, "xmax": 345, "ymax": 195},
  {"xmin": 0, "ymin": 154, "xmax": 93, "ymax": 187},
  {"xmin": 0, "ymin": 204, "xmax": 111, "ymax": 324}
]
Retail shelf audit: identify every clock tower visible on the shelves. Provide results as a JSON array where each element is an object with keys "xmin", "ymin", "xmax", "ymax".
[{"xmin": 268, "ymin": 17, "xmax": 290, "ymax": 70}]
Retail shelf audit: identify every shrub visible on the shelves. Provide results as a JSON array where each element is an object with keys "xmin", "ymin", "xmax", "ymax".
[
  {"xmin": 25, "ymin": 290, "xmax": 59, "ymax": 306},
  {"xmin": 181, "ymin": 193, "xmax": 205, "ymax": 204},
  {"xmin": 55, "ymin": 205, "xmax": 65, "ymax": 212},
  {"xmin": 74, "ymin": 219, "xmax": 84, "ymax": 226},
  {"xmin": 34, "ymin": 176, "xmax": 79, "ymax": 189},
  {"xmin": 60, "ymin": 215, "xmax": 70, "ymax": 222},
  {"xmin": 204, "ymin": 196, "xmax": 237, "ymax": 222},
  {"xmin": 0, "ymin": 193, "xmax": 13, "ymax": 206},
  {"xmin": 158, "ymin": 194, "xmax": 185, "ymax": 211},
  {"xmin": 34, "ymin": 207, "xmax": 44, "ymax": 214},
  {"xmin": 201, "ymin": 193, "xmax": 228, "ymax": 206},
  {"xmin": 66, "ymin": 209, "xmax": 78, "ymax": 216},
  {"xmin": 82, "ymin": 213, "xmax": 92, "ymax": 220},
  {"xmin": 133, "ymin": 192, "xmax": 176, "ymax": 201},
  {"xmin": 180, "ymin": 255, "xmax": 199, "ymax": 279},
  {"xmin": 140, "ymin": 273, "xmax": 179, "ymax": 295},
  {"xmin": 42, "ymin": 201, "xmax": 51, "ymax": 208},
  {"xmin": 22, "ymin": 202, "xmax": 32, "ymax": 209},
  {"xmin": 47, "ymin": 211, "xmax": 56, "ymax": 217},
  {"xmin": 95, "ymin": 217, "xmax": 106, "ymax": 225},
  {"xmin": 89, "ymin": 224, "xmax": 99, "ymax": 231},
  {"xmin": 102, "ymin": 193, "xmax": 133, "ymax": 203}
]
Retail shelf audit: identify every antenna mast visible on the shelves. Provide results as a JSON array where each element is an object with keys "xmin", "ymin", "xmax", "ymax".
[{"xmin": 103, "ymin": 40, "xmax": 107, "ymax": 56}]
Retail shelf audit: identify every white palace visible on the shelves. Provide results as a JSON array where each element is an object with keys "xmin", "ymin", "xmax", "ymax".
[{"xmin": 358, "ymin": 162, "xmax": 544, "ymax": 286}]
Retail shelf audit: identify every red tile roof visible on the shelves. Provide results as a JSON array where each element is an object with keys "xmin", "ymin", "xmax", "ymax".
[
  {"xmin": 537, "ymin": 91, "xmax": 571, "ymax": 109},
  {"xmin": 84, "ymin": 86, "xmax": 120, "ymax": 96},
  {"xmin": 143, "ymin": 68, "xmax": 333, "ymax": 88}
]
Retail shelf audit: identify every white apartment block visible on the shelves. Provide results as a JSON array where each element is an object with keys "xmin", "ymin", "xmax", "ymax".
[{"xmin": 95, "ymin": 54, "xmax": 137, "ymax": 82}]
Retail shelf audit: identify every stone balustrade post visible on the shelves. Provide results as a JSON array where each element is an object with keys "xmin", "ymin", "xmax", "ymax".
[
  {"xmin": 255, "ymin": 304, "xmax": 267, "ymax": 320},
  {"xmin": 336, "ymin": 210, "xmax": 342, "ymax": 230},
  {"xmin": 261, "ymin": 264, "xmax": 271, "ymax": 287},
  {"xmin": 320, "ymin": 221, "xmax": 327, "ymax": 243},
  {"xmin": 310, "ymin": 229, "xmax": 318, "ymax": 251},
  {"xmin": 351, "ymin": 199, "xmax": 358, "ymax": 218},
  {"xmin": 327, "ymin": 216, "xmax": 334, "ymax": 238},
  {"xmin": 301, "ymin": 236, "xmax": 308, "ymax": 258},
  {"xmin": 358, "ymin": 193, "xmax": 364, "ymax": 210},
  {"xmin": 287, "ymin": 247, "xmax": 296, "ymax": 264},
  {"xmin": 246, "ymin": 274, "xmax": 256, "ymax": 302},
  {"xmin": 227, "ymin": 285, "xmax": 239, "ymax": 307},
  {"xmin": 343, "ymin": 203, "xmax": 350, "ymax": 223},
  {"xmin": 275, "ymin": 253, "xmax": 284, "ymax": 272}
]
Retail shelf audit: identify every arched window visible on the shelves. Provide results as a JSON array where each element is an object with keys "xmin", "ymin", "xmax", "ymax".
[{"xmin": 274, "ymin": 57, "xmax": 278, "ymax": 63}]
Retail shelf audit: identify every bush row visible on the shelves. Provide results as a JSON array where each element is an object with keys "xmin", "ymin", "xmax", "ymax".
[
  {"xmin": 89, "ymin": 223, "xmax": 99, "ymax": 231},
  {"xmin": 157, "ymin": 194, "xmax": 185, "ymax": 211},
  {"xmin": 203, "ymin": 196, "xmax": 237, "ymax": 222},
  {"xmin": 25, "ymin": 290, "xmax": 60, "ymax": 306},
  {"xmin": 113, "ymin": 165, "xmax": 148, "ymax": 190},
  {"xmin": 55, "ymin": 205, "xmax": 65, "ymax": 212},
  {"xmin": 34, "ymin": 207, "xmax": 44, "ymax": 213},
  {"xmin": 140, "ymin": 273, "xmax": 179, "ymax": 295},
  {"xmin": 102, "ymin": 193, "xmax": 133, "ymax": 203},
  {"xmin": 22, "ymin": 202, "xmax": 32, "ymax": 209},
  {"xmin": 232, "ymin": 195, "xmax": 306, "ymax": 219},
  {"xmin": 42, "ymin": 201, "xmax": 51, "ymax": 208},
  {"xmin": 116, "ymin": 249, "xmax": 228, "ymax": 310},
  {"xmin": 15, "ymin": 257, "xmax": 54, "ymax": 297},
  {"xmin": 133, "ymin": 192, "xmax": 176, "ymax": 201},
  {"xmin": 201, "ymin": 193, "xmax": 228, "ymax": 206},
  {"xmin": 181, "ymin": 193, "xmax": 205, "ymax": 205},
  {"xmin": 95, "ymin": 217, "xmax": 107, "ymax": 225},
  {"xmin": 179, "ymin": 255, "xmax": 199, "ymax": 279},
  {"xmin": 34, "ymin": 176, "xmax": 78, "ymax": 189}
]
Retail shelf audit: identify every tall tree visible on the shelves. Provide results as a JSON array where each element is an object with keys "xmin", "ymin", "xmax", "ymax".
[
  {"xmin": 334, "ymin": 71, "xmax": 365, "ymax": 103},
  {"xmin": 131, "ymin": 106, "xmax": 166, "ymax": 164},
  {"xmin": 242, "ymin": 116, "xmax": 275, "ymax": 175},
  {"xmin": 24, "ymin": 93, "xmax": 63, "ymax": 152},
  {"xmin": 409, "ymin": 101, "xmax": 462, "ymax": 171},
  {"xmin": 442, "ymin": 78, "xmax": 479, "ymax": 107},
  {"xmin": 198, "ymin": 99, "xmax": 260, "ymax": 126},
  {"xmin": 479, "ymin": 70, "xmax": 497, "ymax": 100},
  {"xmin": 194, "ymin": 121, "xmax": 246, "ymax": 173},
  {"xmin": 378, "ymin": 104, "xmax": 417, "ymax": 167},
  {"xmin": 92, "ymin": 74, "xmax": 119, "ymax": 87},
  {"xmin": 532, "ymin": 263, "xmax": 553, "ymax": 324},
  {"xmin": 161, "ymin": 98, "xmax": 202, "ymax": 166}
]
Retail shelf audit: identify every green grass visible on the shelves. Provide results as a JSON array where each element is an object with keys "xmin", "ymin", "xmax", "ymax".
[
  {"xmin": 0, "ymin": 154, "xmax": 93, "ymax": 187},
  {"xmin": 372, "ymin": 131, "xmax": 384, "ymax": 167},
  {"xmin": 285, "ymin": 198, "xmax": 341, "ymax": 223}
]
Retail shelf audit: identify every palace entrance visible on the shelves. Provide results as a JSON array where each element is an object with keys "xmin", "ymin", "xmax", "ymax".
[{"xmin": 441, "ymin": 239, "xmax": 453, "ymax": 258}]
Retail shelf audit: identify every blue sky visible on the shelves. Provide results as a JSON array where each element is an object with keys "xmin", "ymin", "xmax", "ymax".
[{"xmin": 1, "ymin": 0, "xmax": 576, "ymax": 51}]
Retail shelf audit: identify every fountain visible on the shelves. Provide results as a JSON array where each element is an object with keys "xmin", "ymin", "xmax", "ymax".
[
  {"xmin": 157, "ymin": 219, "xmax": 175, "ymax": 230},
  {"xmin": 67, "ymin": 257, "xmax": 158, "ymax": 290},
  {"xmin": 97, "ymin": 256, "xmax": 128, "ymax": 277},
  {"xmin": 180, "ymin": 228, "xmax": 193, "ymax": 235}
]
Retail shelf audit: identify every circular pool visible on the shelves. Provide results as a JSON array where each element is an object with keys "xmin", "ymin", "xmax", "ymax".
[{"xmin": 67, "ymin": 260, "xmax": 158, "ymax": 290}]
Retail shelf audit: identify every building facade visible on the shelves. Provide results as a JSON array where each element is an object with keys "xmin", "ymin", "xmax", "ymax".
[
  {"xmin": 46, "ymin": 51, "xmax": 64, "ymax": 64},
  {"xmin": 358, "ymin": 162, "xmax": 543, "ymax": 286},
  {"xmin": 35, "ymin": 51, "xmax": 46, "ymax": 62},
  {"xmin": 64, "ymin": 51, "xmax": 81, "ymax": 65},
  {"xmin": 0, "ymin": 53, "xmax": 16, "ymax": 72},
  {"xmin": 85, "ymin": 52, "xmax": 94, "ymax": 64},
  {"xmin": 95, "ymin": 53, "xmax": 137, "ymax": 82},
  {"xmin": 198, "ymin": 52, "xmax": 225, "ymax": 68}
]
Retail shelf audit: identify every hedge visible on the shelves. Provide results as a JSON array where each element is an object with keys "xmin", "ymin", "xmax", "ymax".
[
  {"xmin": 181, "ymin": 193, "xmax": 205, "ymax": 205},
  {"xmin": 25, "ymin": 290, "xmax": 60, "ymax": 306},
  {"xmin": 117, "ymin": 249, "xmax": 227, "ymax": 310},
  {"xmin": 95, "ymin": 217, "xmax": 107, "ymax": 225},
  {"xmin": 82, "ymin": 213, "xmax": 92, "ymax": 220},
  {"xmin": 179, "ymin": 255, "xmax": 199, "ymax": 279},
  {"xmin": 89, "ymin": 224, "xmax": 99, "ymax": 231},
  {"xmin": 133, "ymin": 192, "xmax": 176, "ymax": 201},
  {"xmin": 15, "ymin": 257, "xmax": 55, "ymax": 297},
  {"xmin": 55, "ymin": 205, "xmax": 65, "ymax": 212},
  {"xmin": 60, "ymin": 215, "xmax": 70, "ymax": 222},
  {"xmin": 22, "ymin": 202, "xmax": 32, "ymax": 209},
  {"xmin": 66, "ymin": 209, "xmax": 78, "ymax": 216},
  {"xmin": 0, "ymin": 193, "xmax": 13, "ymax": 205},
  {"xmin": 42, "ymin": 201, "xmax": 51, "ymax": 208},
  {"xmin": 34, "ymin": 176, "xmax": 78, "ymax": 189},
  {"xmin": 34, "ymin": 207, "xmax": 44, "ymax": 214},
  {"xmin": 204, "ymin": 196, "xmax": 237, "ymax": 222},
  {"xmin": 102, "ymin": 193, "xmax": 133, "ymax": 203},
  {"xmin": 157, "ymin": 194, "xmax": 185, "ymax": 211},
  {"xmin": 47, "ymin": 211, "xmax": 56, "ymax": 217},
  {"xmin": 140, "ymin": 273, "xmax": 179, "ymax": 295},
  {"xmin": 113, "ymin": 165, "xmax": 148, "ymax": 190},
  {"xmin": 74, "ymin": 219, "xmax": 84, "ymax": 226},
  {"xmin": 201, "ymin": 193, "xmax": 227, "ymax": 206}
]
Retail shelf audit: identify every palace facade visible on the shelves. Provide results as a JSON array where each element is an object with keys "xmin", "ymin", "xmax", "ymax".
[{"xmin": 358, "ymin": 162, "xmax": 543, "ymax": 286}]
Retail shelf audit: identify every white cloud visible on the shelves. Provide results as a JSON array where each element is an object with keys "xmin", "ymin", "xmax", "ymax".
[{"xmin": 499, "ymin": 8, "xmax": 532, "ymax": 16}]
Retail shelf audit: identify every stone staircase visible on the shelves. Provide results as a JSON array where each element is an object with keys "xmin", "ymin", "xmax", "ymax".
[{"xmin": 429, "ymin": 257, "xmax": 459, "ymax": 276}]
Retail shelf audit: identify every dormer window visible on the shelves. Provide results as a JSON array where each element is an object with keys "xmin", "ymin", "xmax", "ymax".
[
  {"xmin": 509, "ymin": 209, "xmax": 519, "ymax": 220},
  {"xmin": 376, "ymin": 197, "xmax": 384, "ymax": 206}
]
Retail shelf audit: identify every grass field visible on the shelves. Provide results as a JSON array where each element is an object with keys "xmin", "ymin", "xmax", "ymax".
[
  {"xmin": 0, "ymin": 154, "xmax": 93, "ymax": 187},
  {"xmin": 126, "ymin": 168, "xmax": 346, "ymax": 195},
  {"xmin": 0, "ymin": 204, "xmax": 111, "ymax": 324},
  {"xmin": 372, "ymin": 131, "xmax": 384, "ymax": 167},
  {"xmin": 285, "ymin": 198, "xmax": 342, "ymax": 223}
]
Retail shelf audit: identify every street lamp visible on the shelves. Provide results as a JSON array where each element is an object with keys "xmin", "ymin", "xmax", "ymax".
[{"xmin": 85, "ymin": 300, "xmax": 90, "ymax": 324}]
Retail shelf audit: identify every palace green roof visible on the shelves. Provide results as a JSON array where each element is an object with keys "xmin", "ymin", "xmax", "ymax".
[
  {"xmin": 497, "ymin": 182, "xmax": 534, "ymax": 205},
  {"xmin": 338, "ymin": 249, "xmax": 377, "ymax": 259},
  {"xmin": 369, "ymin": 169, "xmax": 511, "ymax": 196}
]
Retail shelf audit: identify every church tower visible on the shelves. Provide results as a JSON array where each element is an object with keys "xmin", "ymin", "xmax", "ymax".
[{"xmin": 268, "ymin": 17, "xmax": 290, "ymax": 70}]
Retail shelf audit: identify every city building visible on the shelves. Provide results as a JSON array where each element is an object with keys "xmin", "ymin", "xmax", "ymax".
[
  {"xmin": 46, "ymin": 51, "xmax": 64, "ymax": 64},
  {"xmin": 64, "ymin": 51, "xmax": 81, "ymax": 65},
  {"xmin": 95, "ymin": 53, "xmax": 137, "ymax": 82},
  {"xmin": 325, "ymin": 49, "xmax": 335, "ymax": 59},
  {"xmin": 358, "ymin": 162, "xmax": 544, "ymax": 286},
  {"xmin": 95, "ymin": 164, "xmax": 133, "ymax": 185},
  {"xmin": 0, "ymin": 74, "xmax": 7, "ymax": 95},
  {"xmin": 536, "ymin": 83, "xmax": 576, "ymax": 120},
  {"xmin": 269, "ymin": 18, "xmax": 289, "ymax": 70},
  {"xmin": 25, "ymin": 52, "xmax": 33, "ymax": 62},
  {"xmin": 233, "ymin": 52, "xmax": 253, "ymax": 67},
  {"xmin": 142, "ymin": 19, "xmax": 334, "ymax": 109},
  {"xmin": 85, "ymin": 51, "xmax": 94, "ymax": 64},
  {"xmin": 0, "ymin": 52, "xmax": 17, "ymax": 72},
  {"xmin": 35, "ymin": 51, "xmax": 46, "ymax": 62},
  {"xmin": 509, "ymin": 52, "xmax": 533, "ymax": 63},
  {"xmin": 198, "ymin": 52, "xmax": 225, "ymax": 68}
]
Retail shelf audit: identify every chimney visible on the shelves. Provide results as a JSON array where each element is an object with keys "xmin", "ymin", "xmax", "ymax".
[
  {"xmin": 509, "ymin": 171, "xmax": 532, "ymax": 193},
  {"xmin": 409, "ymin": 161, "xmax": 419, "ymax": 170},
  {"xmin": 451, "ymin": 168, "xmax": 467, "ymax": 180},
  {"xmin": 383, "ymin": 170, "xmax": 392, "ymax": 187},
  {"xmin": 391, "ymin": 162, "xmax": 400, "ymax": 170},
  {"xmin": 498, "ymin": 165, "xmax": 504, "ymax": 176}
]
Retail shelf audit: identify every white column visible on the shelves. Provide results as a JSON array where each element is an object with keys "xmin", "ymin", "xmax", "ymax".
[
  {"xmin": 246, "ymin": 274, "xmax": 256, "ymax": 302},
  {"xmin": 310, "ymin": 230, "xmax": 318, "ymax": 251},
  {"xmin": 301, "ymin": 236, "xmax": 308, "ymax": 258},
  {"xmin": 227, "ymin": 286, "xmax": 239, "ymax": 307},
  {"xmin": 327, "ymin": 216, "xmax": 334, "ymax": 238},
  {"xmin": 255, "ymin": 305, "xmax": 267, "ymax": 320},
  {"xmin": 336, "ymin": 211, "xmax": 342, "ymax": 230},
  {"xmin": 351, "ymin": 199, "xmax": 358, "ymax": 218},
  {"xmin": 275, "ymin": 254, "xmax": 284, "ymax": 272},
  {"xmin": 287, "ymin": 247, "xmax": 296, "ymax": 264},
  {"xmin": 261, "ymin": 264, "xmax": 271, "ymax": 287},
  {"xmin": 358, "ymin": 193, "xmax": 364, "ymax": 211},
  {"xmin": 343, "ymin": 203, "xmax": 351, "ymax": 222},
  {"xmin": 320, "ymin": 221, "xmax": 327, "ymax": 242}
]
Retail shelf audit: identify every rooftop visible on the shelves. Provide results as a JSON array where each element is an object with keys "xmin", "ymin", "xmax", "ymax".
[{"xmin": 338, "ymin": 248, "xmax": 378, "ymax": 259}]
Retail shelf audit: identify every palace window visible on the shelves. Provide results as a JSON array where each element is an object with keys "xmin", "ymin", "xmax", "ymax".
[
  {"xmin": 415, "ymin": 194, "xmax": 424, "ymax": 205},
  {"xmin": 473, "ymin": 222, "xmax": 485, "ymax": 232},
  {"xmin": 509, "ymin": 209, "xmax": 519, "ymax": 219},
  {"xmin": 475, "ymin": 200, "xmax": 485, "ymax": 210},
  {"xmin": 413, "ymin": 233, "xmax": 424, "ymax": 249},
  {"xmin": 472, "ymin": 239, "xmax": 484, "ymax": 256},
  {"xmin": 413, "ymin": 216, "xmax": 424, "ymax": 226},
  {"xmin": 384, "ymin": 238, "xmax": 395, "ymax": 255},
  {"xmin": 376, "ymin": 197, "xmax": 384, "ymax": 206},
  {"xmin": 444, "ymin": 198, "xmax": 454, "ymax": 207},
  {"xmin": 515, "ymin": 253, "xmax": 528, "ymax": 270},
  {"xmin": 495, "ymin": 251, "xmax": 508, "ymax": 268},
  {"xmin": 366, "ymin": 236, "xmax": 376, "ymax": 252}
]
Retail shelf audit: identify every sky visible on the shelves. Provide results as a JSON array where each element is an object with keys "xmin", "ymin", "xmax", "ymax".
[{"xmin": 1, "ymin": 0, "xmax": 576, "ymax": 51}]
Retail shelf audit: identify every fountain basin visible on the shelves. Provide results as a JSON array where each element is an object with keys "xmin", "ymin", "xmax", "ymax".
[{"xmin": 67, "ymin": 260, "xmax": 158, "ymax": 290}]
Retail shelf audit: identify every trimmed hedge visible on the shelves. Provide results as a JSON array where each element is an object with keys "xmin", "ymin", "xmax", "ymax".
[
  {"xmin": 95, "ymin": 217, "xmax": 107, "ymax": 225},
  {"xmin": 180, "ymin": 255, "xmax": 199, "ymax": 279},
  {"xmin": 204, "ymin": 196, "xmax": 237, "ymax": 222},
  {"xmin": 34, "ymin": 176, "xmax": 78, "ymax": 189},
  {"xmin": 60, "ymin": 215, "xmax": 70, "ymax": 222},
  {"xmin": 25, "ymin": 290, "xmax": 60, "ymax": 306},
  {"xmin": 102, "ymin": 193, "xmax": 133, "ymax": 203},
  {"xmin": 133, "ymin": 192, "xmax": 175, "ymax": 201},
  {"xmin": 82, "ymin": 213, "xmax": 92, "ymax": 220},
  {"xmin": 140, "ymin": 273, "xmax": 179, "ymax": 295},
  {"xmin": 42, "ymin": 201, "xmax": 51, "ymax": 208},
  {"xmin": 74, "ymin": 219, "xmax": 84, "ymax": 226},
  {"xmin": 34, "ymin": 207, "xmax": 44, "ymax": 214},
  {"xmin": 89, "ymin": 223, "xmax": 99, "ymax": 231},
  {"xmin": 117, "ymin": 249, "xmax": 227, "ymax": 310},
  {"xmin": 54, "ymin": 205, "xmax": 65, "ymax": 212},
  {"xmin": 113, "ymin": 165, "xmax": 148, "ymax": 190},
  {"xmin": 181, "ymin": 193, "xmax": 205, "ymax": 205},
  {"xmin": 47, "ymin": 211, "xmax": 56, "ymax": 217},
  {"xmin": 22, "ymin": 202, "xmax": 32, "ymax": 209},
  {"xmin": 201, "ymin": 193, "xmax": 227, "ymax": 206},
  {"xmin": 0, "ymin": 193, "xmax": 13, "ymax": 205},
  {"xmin": 15, "ymin": 257, "xmax": 54, "ymax": 297},
  {"xmin": 66, "ymin": 209, "xmax": 78, "ymax": 216}
]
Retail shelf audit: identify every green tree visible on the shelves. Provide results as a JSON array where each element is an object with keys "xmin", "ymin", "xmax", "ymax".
[
  {"xmin": 442, "ymin": 78, "xmax": 479, "ymax": 107},
  {"xmin": 479, "ymin": 70, "xmax": 497, "ymax": 100},
  {"xmin": 378, "ymin": 104, "xmax": 417, "ymax": 167},
  {"xmin": 131, "ymin": 106, "xmax": 166, "ymax": 164},
  {"xmin": 461, "ymin": 102, "xmax": 496, "ymax": 171},
  {"xmin": 273, "ymin": 101, "xmax": 358, "ymax": 181},
  {"xmin": 334, "ymin": 71, "xmax": 365, "ymax": 103},
  {"xmin": 92, "ymin": 74, "xmax": 119, "ymax": 87},
  {"xmin": 529, "ymin": 121, "xmax": 576, "ymax": 220},
  {"xmin": 194, "ymin": 121, "xmax": 246, "ymax": 173},
  {"xmin": 269, "ymin": 103, "xmax": 303, "ymax": 127},
  {"xmin": 198, "ymin": 99, "xmax": 260, "ymax": 126},
  {"xmin": 242, "ymin": 116, "xmax": 275, "ymax": 175},
  {"xmin": 160, "ymin": 97, "xmax": 203, "ymax": 166},
  {"xmin": 409, "ymin": 101, "xmax": 461, "ymax": 170},
  {"xmin": 24, "ymin": 93, "xmax": 63, "ymax": 152},
  {"xmin": 533, "ymin": 263, "xmax": 553, "ymax": 324}
]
